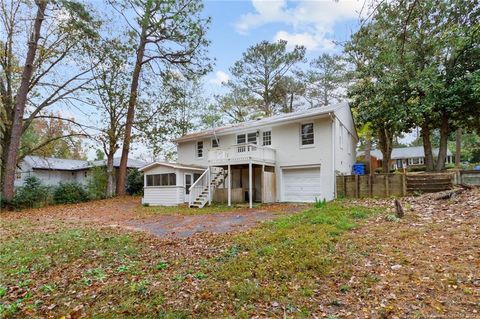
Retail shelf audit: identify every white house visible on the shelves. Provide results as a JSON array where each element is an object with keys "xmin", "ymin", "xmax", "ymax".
[
  {"xmin": 141, "ymin": 102, "xmax": 358, "ymax": 208},
  {"xmin": 15, "ymin": 156, "xmax": 145, "ymax": 187}
]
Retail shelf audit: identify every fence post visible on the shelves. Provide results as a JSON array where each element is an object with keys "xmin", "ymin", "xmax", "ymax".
[
  {"xmin": 343, "ymin": 175, "xmax": 347, "ymax": 197},
  {"xmin": 355, "ymin": 174, "xmax": 359, "ymax": 198},
  {"xmin": 369, "ymin": 174, "xmax": 373, "ymax": 197},
  {"xmin": 385, "ymin": 174, "xmax": 390, "ymax": 197},
  {"xmin": 401, "ymin": 173, "xmax": 407, "ymax": 196}
]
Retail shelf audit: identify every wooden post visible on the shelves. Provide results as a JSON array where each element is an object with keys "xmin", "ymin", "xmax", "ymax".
[
  {"xmin": 368, "ymin": 174, "xmax": 373, "ymax": 197},
  {"xmin": 208, "ymin": 166, "xmax": 212, "ymax": 205},
  {"xmin": 385, "ymin": 174, "xmax": 390, "ymax": 197},
  {"xmin": 343, "ymin": 175, "xmax": 347, "ymax": 197},
  {"xmin": 227, "ymin": 164, "xmax": 231, "ymax": 207},
  {"xmin": 355, "ymin": 174, "xmax": 359, "ymax": 198},
  {"xmin": 401, "ymin": 173, "xmax": 407, "ymax": 196},
  {"xmin": 261, "ymin": 164, "xmax": 265, "ymax": 203},
  {"xmin": 248, "ymin": 162, "xmax": 253, "ymax": 208}
]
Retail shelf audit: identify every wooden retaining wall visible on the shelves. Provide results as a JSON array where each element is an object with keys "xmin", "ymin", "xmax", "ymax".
[
  {"xmin": 336, "ymin": 174, "xmax": 407, "ymax": 198},
  {"xmin": 458, "ymin": 170, "xmax": 480, "ymax": 186}
]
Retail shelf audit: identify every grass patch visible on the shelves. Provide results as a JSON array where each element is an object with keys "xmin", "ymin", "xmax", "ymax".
[{"xmin": 135, "ymin": 202, "xmax": 261, "ymax": 216}]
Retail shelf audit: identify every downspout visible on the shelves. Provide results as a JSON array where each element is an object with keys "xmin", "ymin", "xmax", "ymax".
[{"xmin": 329, "ymin": 112, "xmax": 336, "ymax": 200}]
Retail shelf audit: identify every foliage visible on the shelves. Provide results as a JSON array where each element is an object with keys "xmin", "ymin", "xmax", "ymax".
[
  {"xmin": 226, "ymin": 40, "xmax": 306, "ymax": 117},
  {"xmin": 314, "ymin": 197, "xmax": 327, "ymax": 208},
  {"xmin": 126, "ymin": 169, "xmax": 143, "ymax": 196},
  {"xmin": 53, "ymin": 182, "xmax": 89, "ymax": 204},
  {"xmin": 12, "ymin": 176, "xmax": 51, "ymax": 209},
  {"xmin": 87, "ymin": 166, "xmax": 108, "ymax": 199},
  {"xmin": 300, "ymin": 53, "xmax": 350, "ymax": 107}
]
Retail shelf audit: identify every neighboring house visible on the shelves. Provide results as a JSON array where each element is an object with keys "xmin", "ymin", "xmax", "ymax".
[
  {"xmin": 357, "ymin": 146, "xmax": 454, "ymax": 170},
  {"xmin": 15, "ymin": 156, "xmax": 146, "ymax": 188},
  {"xmin": 140, "ymin": 102, "xmax": 358, "ymax": 207}
]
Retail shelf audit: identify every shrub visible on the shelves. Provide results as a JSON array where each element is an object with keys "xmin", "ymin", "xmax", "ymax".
[
  {"xmin": 53, "ymin": 182, "xmax": 89, "ymax": 204},
  {"xmin": 126, "ymin": 169, "xmax": 143, "ymax": 195},
  {"xmin": 87, "ymin": 166, "xmax": 108, "ymax": 199},
  {"xmin": 314, "ymin": 197, "xmax": 327, "ymax": 208},
  {"xmin": 12, "ymin": 176, "xmax": 51, "ymax": 209}
]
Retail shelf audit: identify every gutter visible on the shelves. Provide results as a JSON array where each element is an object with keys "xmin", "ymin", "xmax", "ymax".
[{"xmin": 329, "ymin": 112, "xmax": 337, "ymax": 199}]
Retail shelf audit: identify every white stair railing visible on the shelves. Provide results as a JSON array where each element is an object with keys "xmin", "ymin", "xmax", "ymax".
[{"xmin": 188, "ymin": 167, "xmax": 210, "ymax": 207}]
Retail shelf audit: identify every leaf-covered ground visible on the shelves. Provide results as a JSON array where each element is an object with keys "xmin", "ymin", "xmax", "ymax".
[{"xmin": 0, "ymin": 189, "xmax": 479, "ymax": 318}]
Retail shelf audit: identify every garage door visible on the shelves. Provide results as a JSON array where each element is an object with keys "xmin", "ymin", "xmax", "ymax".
[{"xmin": 283, "ymin": 167, "xmax": 321, "ymax": 202}]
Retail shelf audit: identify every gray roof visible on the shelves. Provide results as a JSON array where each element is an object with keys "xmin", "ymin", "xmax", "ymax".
[
  {"xmin": 24, "ymin": 156, "xmax": 146, "ymax": 171},
  {"xmin": 357, "ymin": 146, "xmax": 452, "ymax": 160},
  {"xmin": 175, "ymin": 102, "xmax": 349, "ymax": 142}
]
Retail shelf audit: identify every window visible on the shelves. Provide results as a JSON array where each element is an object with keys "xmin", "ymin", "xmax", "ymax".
[
  {"xmin": 247, "ymin": 132, "xmax": 257, "ymax": 144},
  {"xmin": 196, "ymin": 141, "xmax": 203, "ymax": 158},
  {"xmin": 237, "ymin": 134, "xmax": 246, "ymax": 144},
  {"xmin": 84, "ymin": 171, "xmax": 88, "ymax": 178},
  {"xmin": 262, "ymin": 131, "xmax": 271, "ymax": 146},
  {"xmin": 146, "ymin": 173, "xmax": 176, "ymax": 186},
  {"xmin": 301, "ymin": 123, "xmax": 314, "ymax": 146},
  {"xmin": 212, "ymin": 138, "xmax": 219, "ymax": 148}
]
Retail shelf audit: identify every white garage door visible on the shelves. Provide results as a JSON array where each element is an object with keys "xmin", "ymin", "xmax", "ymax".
[{"xmin": 283, "ymin": 167, "xmax": 321, "ymax": 202}]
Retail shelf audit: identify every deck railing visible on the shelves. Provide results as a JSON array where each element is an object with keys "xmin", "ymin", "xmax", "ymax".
[
  {"xmin": 188, "ymin": 167, "xmax": 224, "ymax": 207},
  {"xmin": 208, "ymin": 143, "xmax": 276, "ymax": 165}
]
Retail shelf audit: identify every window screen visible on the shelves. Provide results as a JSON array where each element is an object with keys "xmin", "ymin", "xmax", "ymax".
[{"xmin": 301, "ymin": 123, "xmax": 314, "ymax": 145}]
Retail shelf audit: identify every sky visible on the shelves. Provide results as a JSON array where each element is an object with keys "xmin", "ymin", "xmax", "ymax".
[
  {"xmin": 202, "ymin": 0, "xmax": 364, "ymax": 95},
  {"xmin": 78, "ymin": 0, "xmax": 373, "ymax": 160}
]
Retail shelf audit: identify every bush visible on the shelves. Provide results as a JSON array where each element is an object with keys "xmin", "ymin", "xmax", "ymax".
[
  {"xmin": 12, "ymin": 176, "xmax": 51, "ymax": 209},
  {"xmin": 408, "ymin": 165, "xmax": 426, "ymax": 172},
  {"xmin": 53, "ymin": 182, "xmax": 89, "ymax": 204},
  {"xmin": 126, "ymin": 169, "xmax": 143, "ymax": 195},
  {"xmin": 87, "ymin": 166, "xmax": 108, "ymax": 199}
]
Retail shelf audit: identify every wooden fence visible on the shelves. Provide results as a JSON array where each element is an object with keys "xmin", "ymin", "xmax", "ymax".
[
  {"xmin": 458, "ymin": 170, "xmax": 480, "ymax": 186},
  {"xmin": 336, "ymin": 174, "xmax": 407, "ymax": 198}
]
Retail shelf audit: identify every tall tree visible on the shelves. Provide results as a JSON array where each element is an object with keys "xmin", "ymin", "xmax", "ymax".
[
  {"xmin": 227, "ymin": 40, "xmax": 305, "ymax": 117},
  {"xmin": 301, "ymin": 53, "xmax": 349, "ymax": 108},
  {"xmin": 0, "ymin": 0, "xmax": 99, "ymax": 201},
  {"xmin": 111, "ymin": 0, "xmax": 212, "ymax": 195},
  {"xmin": 215, "ymin": 86, "xmax": 256, "ymax": 123},
  {"xmin": 89, "ymin": 39, "xmax": 131, "ymax": 197}
]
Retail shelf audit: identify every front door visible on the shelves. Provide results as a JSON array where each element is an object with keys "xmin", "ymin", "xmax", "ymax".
[{"xmin": 184, "ymin": 174, "xmax": 193, "ymax": 201}]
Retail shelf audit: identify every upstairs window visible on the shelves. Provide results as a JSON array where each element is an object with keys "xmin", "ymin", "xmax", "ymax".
[
  {"xmin": 262, "ymin": 131, "xmax": 271, "ymax": 146},
  {"xmin": 212, "ymin": 138, "xmax": 219, "ymax": 148},
  {"xmin": 301, "ymin": 123, "xmax": 314, "ymax": 146},
  {"xmin": 146, "ymin": 173, "xmax": 176, "ymax": 186},
  {"xmin": 197, "ymin": 141, "xmax": 203, "ymax": 158},
  {"xmin": 237, "ymin": 134, "xmax": 246, "ymax": 144},
  {"xmin": 247, "ymin": 132, "xmax": 257, "ymax": 144}
]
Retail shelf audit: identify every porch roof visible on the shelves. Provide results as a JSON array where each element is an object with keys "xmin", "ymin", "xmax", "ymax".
[{"xmin": 139, "ymin": 161, "xmax": 206, "ymax": 172}]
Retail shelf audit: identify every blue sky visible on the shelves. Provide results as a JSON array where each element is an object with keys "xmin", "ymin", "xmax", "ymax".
[{"xmin": 202, "ymin": 0, "xmax": 364, "ymax": 94}]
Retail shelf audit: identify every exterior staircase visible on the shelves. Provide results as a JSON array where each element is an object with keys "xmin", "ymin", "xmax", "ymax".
[{"xmin": 189, "ymin": 168, "xmax": 226, "ymax": 208}]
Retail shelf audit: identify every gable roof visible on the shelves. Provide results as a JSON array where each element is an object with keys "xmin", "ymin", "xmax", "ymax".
[
  {"xmin": 139, "ymin": 161, "xmax": 206, "ymax": 172},
  {"xmin": 175, "ymin": 102, "xmax": 349, "ymax": 143},
  {"xmin": 358, "ymin": 146, "xmax": 452, "ymax": 160},
  {"xmin": 23, "ymin": 156, "xmax": 146, "ymax": 171}
]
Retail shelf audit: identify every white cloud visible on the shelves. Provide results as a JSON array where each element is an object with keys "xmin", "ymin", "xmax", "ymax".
[
  {"xmin": 209, "ymin": 70, "xmax": 230, "ymax": 86},
  {"xmin": 235, "ymin": 0, "xmax": 364, "ymax": 51}
]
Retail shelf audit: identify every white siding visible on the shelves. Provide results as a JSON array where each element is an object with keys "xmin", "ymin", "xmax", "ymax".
[
  {"xmin": 282, "ymin": 167, "xmax": 321, "ymax": 202},
  {"xmin": 143, "ymin": 187, "xmax": 183, "ymax": 206}
]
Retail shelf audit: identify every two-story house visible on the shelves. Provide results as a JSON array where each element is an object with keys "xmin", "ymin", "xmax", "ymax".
[{"xmin": 140, "ymin": 102, "xmax": 358, "ymax": 207}]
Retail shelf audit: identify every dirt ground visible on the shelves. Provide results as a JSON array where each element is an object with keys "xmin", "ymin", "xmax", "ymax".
[{"xmin": 0, "ymin": 198, "xmax": 306, "ymax": 238}]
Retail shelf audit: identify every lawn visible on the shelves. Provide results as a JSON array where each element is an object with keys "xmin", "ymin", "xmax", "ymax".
[
  {"xmin": 0, "ymin": 201, "xmax": 376, "ymax": 318},
  {"xmin": 1, "ymin": 191, "xmax": 478, "ymax": 318},
  {"xmin": 136, "ymin": 202, "xmax": 261, "ymax": 216}
]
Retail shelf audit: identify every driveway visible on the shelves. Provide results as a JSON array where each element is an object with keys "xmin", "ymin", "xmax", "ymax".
[{"xmin": 1, "ymin": 197, "xmax": 306, "ymax": 238}]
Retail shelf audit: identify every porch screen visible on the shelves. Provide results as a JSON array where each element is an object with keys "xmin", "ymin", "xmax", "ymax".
[{"xmin": 146, "ymin": 173, "xmax": 176, "ymax": 186}]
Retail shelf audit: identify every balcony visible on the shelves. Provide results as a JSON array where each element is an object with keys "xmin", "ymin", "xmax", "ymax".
[{"xmin": 208, "ymin": 144, "xmax": 276, "ymax": 165}]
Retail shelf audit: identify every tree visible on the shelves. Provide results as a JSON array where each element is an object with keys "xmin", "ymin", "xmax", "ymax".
[
  {"xmin": 1, "ymin": 0, "xmax": 100, "ymax": 201},
  {"xmin": 274, "ymin": 76, "xmax": 305, "ymax": 113},
  {"xmin": 215, "ymin": 86, "xmax": 256, "ymax": 123},
  {"xmin": 301, "ymin": 53, "xmax": 349, "ymax": 108},
  {"xmin": 111, "ymin": 0, "xmax": 212, "ymax": 195},
  {"xmin": 227, "ymin": 40, "xmax": 305, "ymax": 117},
  {"xmin": 20, "ymin": 114, "xmax": 86, "ymax": 160}
]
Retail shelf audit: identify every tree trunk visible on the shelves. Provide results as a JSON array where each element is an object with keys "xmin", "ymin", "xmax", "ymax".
[
  {"xmin": 2, "ymin": 0, "xmax": 46, "ymax": 202},
  {"xmin": 106, "ymin": 153, "xmax": 115, "ymax": 197},
  {"xmin": 436, "ymin": 112, "xmax": 450, "ymax": 171},
  {"xmin": 455, "ymin": 128, "xmax": 461, "ymax": 168},
  {"xmin": 422, "ymin": 124, "xmax": 435, "ymax": 171},
  {"xmin": 116, "ymin": 2, "xmax": 151, "ymax": 196},
  {"xmin": 378, "ymin": 128, "xmax": 393, "ymax": 173}
]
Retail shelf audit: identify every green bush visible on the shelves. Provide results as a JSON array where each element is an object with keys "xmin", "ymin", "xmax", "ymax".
[
  {"xmin": 87, "ymin": 166, "xmax": 108, "ymax": 199},
  {"xmin": 12, "ymin": 176, "xmax": 52, "ymax": 209},
  {"xmin": 126, "ymin": 169, "xmax": 143, "ymax": 195},
  {"xmin": 53, "ymin": 182, "xmax": 89, "ymax": 204}
]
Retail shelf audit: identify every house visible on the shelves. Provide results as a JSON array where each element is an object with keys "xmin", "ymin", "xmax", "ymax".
[
  {"xmin": 140, "ymin": 102, "xmax": 358, "ymax": 207},
  {"xmin": 357, "ymin": 146, "xmax": 454, "ymax": 170},
  {"xmin": 15, "ymin": 156, "xmax": 146, "ymax": 187}
]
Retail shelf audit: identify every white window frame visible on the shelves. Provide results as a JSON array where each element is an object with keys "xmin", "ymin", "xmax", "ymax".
[
  {"xmin": 300, "ymin": 122, "xmax": 314, "ymax": 148},
  {"xmin": 237, "ymin": 131, "xmax": 257, "ymax": 145},
  {"xmin": 211, "ymin": 137, "xmax": 219, "ymax": 148},
  {"xmin": 196, "ymin": 141, "xmax": 204, "ymax": 158},
  {"xmin": 262, "ymin": 130, "xmax": 271, "ymax": 146}
]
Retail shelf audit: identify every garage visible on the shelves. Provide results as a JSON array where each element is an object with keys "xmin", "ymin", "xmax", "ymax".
[{"xmin": 282, "ymin": 166, "xmax": 321, "ymax": 202}]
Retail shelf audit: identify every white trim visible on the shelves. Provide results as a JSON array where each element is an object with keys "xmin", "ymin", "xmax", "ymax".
[
  {"xmin": 196, "ymin": 140, "xmax": 204, "ymax": 159},
  {"xmin": 139, "ymin": 162, "xmax": 205, "ymax": 172},
  {"xmin": 299, "ymin": 122, "xmax": 315, "ymax": 149}
]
